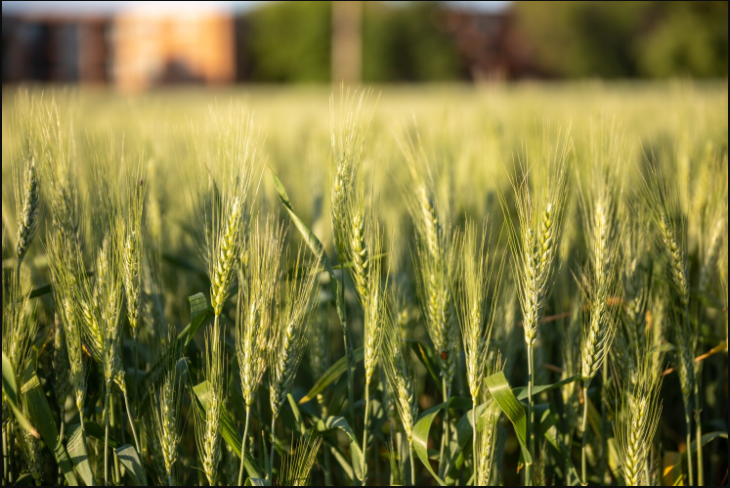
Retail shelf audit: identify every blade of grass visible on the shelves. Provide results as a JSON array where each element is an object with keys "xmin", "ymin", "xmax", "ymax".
[{"xmin": 21, "ymin": 365, "xmax": 78, "ymax": 486}]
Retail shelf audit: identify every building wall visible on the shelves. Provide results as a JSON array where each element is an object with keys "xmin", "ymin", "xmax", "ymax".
[{"xmin": 112, "ymin": 12, "xmax": 235, "ymax": 92}]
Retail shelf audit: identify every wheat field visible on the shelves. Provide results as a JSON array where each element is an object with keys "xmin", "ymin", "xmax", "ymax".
[{"xmin": 1, "ymin": 83, "xmax": 728, "ymax": 486}]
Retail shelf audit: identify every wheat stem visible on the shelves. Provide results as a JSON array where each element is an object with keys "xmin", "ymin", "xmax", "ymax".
[
  {"xmin": 133, "ymin": 337, "xmax": 139, "ymax": 430},
  {"xmin": 324, "ymin": 443, "xmax": 333, "ymax": 487},
  {"xmin": 341, "ymin": 278, "xmax": 356, "ymax": 425},
  {"xmin": 58, "ymin": 415, "xmax": 65, "ymax": 485},
  {"xmin": 122, "ymin": 389, "xmax": 141, "ymax": 454},
  {"xmin": 409, "ymin": 443, "xmax": 416, "ymax": 486},
  {"xmin": 581, "ymin": 387, "xmax": 589, "ymax": 486},
  {"xmin": 527, "ymin": 344, "xmax": 535, "ymax": 486},
  {"xmin": 438, "ymin": 377, "xmax": 452, "ymax": 479},
  {"xmin": 472, "ymin": 399, "xmax": 477, "ymax": 476},
  {"xmin": 238, "ymin": 407, "xmax": 251, "ymax": 486},
  {"xmin": 685, "ymin": 411, "xmax": 694, "ymax": 486},
  {"xmin": 104, "ymin": 380, "xmax": 111, "ymax": 487},
  {"xmin": 362, "ymin": 383, "xmax": 371, "ymax": 486},
  {"xmin": 600, "ymin": 363, "xmax": 609, "ymax": 485},
  {"xmin": 694, "ymin": 373, "xmax": 704, "ymax": 486},
  {"xmin": 269, "ymin": 417, "xmax": 276, "ymax": 481},
  {"xmin": 3, "ymin": 427, "xmax": 8, "ymax": 485}
]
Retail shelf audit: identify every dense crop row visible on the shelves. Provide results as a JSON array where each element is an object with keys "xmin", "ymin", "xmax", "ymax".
[{"xmin": 1, "ymin": 85, "xmax": 727, "ymax": 486}]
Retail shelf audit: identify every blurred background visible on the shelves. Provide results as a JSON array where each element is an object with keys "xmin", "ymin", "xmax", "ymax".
[{"xmin": 2, "ymin": 0, "xmax": 728, "ymax": 91}]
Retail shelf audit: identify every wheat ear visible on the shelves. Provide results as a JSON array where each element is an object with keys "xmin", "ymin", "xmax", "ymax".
[
  {"xmin": 236, "ymin": 217, "xmax": 283, "ymax": 485},
  {"xmin": 268, "ymin": 247, "xmax": 318, "ymax": 479},
  {"xmin": 16, "ymin": 161, "xmax": 40, "ymax": 268},
  {"xmin": 616, "ymin": 348, "xmax": 664, "ymax": 486},
  {"xmin": 196, "ymin": 320, "xmax": 225, "ymax": 486},
  {"xmin": 500, "ymin": 133, "xmax": 570, "ymax": 485},
  {"xmin": 153, "ymin": 365, "xmax": 184, "ymax": 486},
  {"xmin": 382, "ymin": 303, "xmax": 418, "ymax": 486}
]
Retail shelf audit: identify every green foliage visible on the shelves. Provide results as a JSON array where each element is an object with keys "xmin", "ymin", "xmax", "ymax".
[
  {"xmin": 516, "ymin": 1, "xmax": 728, "ymax": 78},
  {"xmin": 242, "ymin": 1, "xmax": 462, "ymax": 83},
  {"xmin": 362, "ymin": 2, "xmax": 462, "ymax": 82},
  {"xmin": 244, "ymin": 1, "xmax": 333, "ymax": 83}
]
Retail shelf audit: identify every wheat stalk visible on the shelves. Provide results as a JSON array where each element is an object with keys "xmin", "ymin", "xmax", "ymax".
[
  {"xmin": 621, "ymin": 223, "xmax": 653, "ymax": 369},
  {"xmin": 454, "ymin": 218, "xmax": 504, "ymax": 467},
  {"xmin": 400, "ymin": 132, "xmax": 460, "ymax": 479},
  {"xmin": 268, "ymin": 247, "xmax": 318, "ymax": 479},
  {"xmin": 46, "ymin": 233, "xmax": 88, "ymax": 433},
  {"xmin": 500, "ymin": 131, "xmax": 570, "ymax": 485},
  {"xmin": 475, "ymin": 358, "xmax": 503, "ymax": 487},
  {"xmin": 579, "ymin": 179, "xmax": 621, "ymax": 485},
  {"xmin": 200, "ymin": 109, "xmax": 258, "ymax": 320},
  {"xmin": 475, "ymin": 403, "xmax": 500, "ymax": 487},
  {"xmin": 641, "ymin": 158, "xmax": 699, "ymax": 485},
  {"xmin": 382, "ymin": 303, "xmax": 419, "ymax": 486},
  {"xmin": 236, "ymin": 217, "xmax": 284, "ymax": 485},
  {"xmin": 699, "ymin": 204, "xmax": 727, "ymax": 293},
  {"xmin": 330, "ymin": 87, "xmax": 369, "ymax": 429},
  {"xmin": 360, "ymin": 225, "xmax": 386, "ymax": 484},
  {"xmin": 2, "ymin": 260, "xmax": 38, "ymax": 427},
  {"xmin": 120, "ymin": 176, "xmax": 145, "ymax": 339},
  {"xmin": 616, "ymin": 346, "xmax": 664, "ymax": 486},
  {"xmin": 152, "ymin": 365, "xmax": 184, "ymax": 486},
  {"xmin": 196, "ymin": 320, "xmax": 226, "ymax": 486}
]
